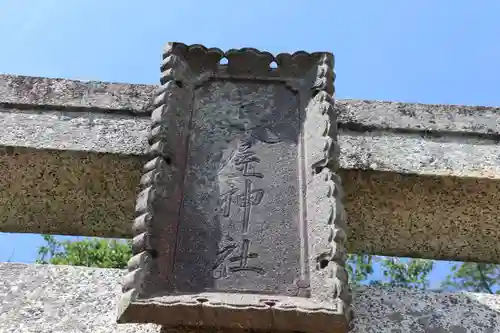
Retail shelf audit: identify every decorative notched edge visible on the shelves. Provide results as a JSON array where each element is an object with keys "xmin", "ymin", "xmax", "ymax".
[
  {"xmin": 303, "ymin": 53, "xmax": 353, "ymax": 328},
  {"xmin": 121, "ymin": 46, "xmax": 189, "ymax": 300},
  {"xmin": 161, "ymin": 42, "xmax": 335, "ymax": 83}
]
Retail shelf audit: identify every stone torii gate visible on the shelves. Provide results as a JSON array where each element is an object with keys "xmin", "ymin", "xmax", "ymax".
[{"xmin": 1, "ymin": 42, "xmax": 500, "ymax": 332}]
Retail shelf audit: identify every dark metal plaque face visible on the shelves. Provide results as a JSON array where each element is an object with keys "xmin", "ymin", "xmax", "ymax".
[{"xmin": 174, "ymin": 81, "xmax": 306, "ymax": 296}]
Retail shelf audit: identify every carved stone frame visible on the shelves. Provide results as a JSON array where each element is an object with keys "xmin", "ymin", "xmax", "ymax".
[{"xmin": 117, "ymin": 43, "xmax": 352, "ymax": 333}]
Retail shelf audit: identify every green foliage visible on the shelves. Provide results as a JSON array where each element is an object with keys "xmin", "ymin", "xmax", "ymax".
[
  {"xmin": 347, "ymin": 254, "xmax": 374, "ymax": 287},
  {"xmin": 348, "ymin": 255, "xmax": 434, "ymax": 289},
  {"xmin": 377, "ymin": 257, "xmax": 434, "ymax": 289},
  {"xmin": 36, "ymin": 235, "xmax": 131, "ymax": 269},
  {"xmin": 36, "ymin": 236, "xmax": 499, "ymax": 294},
  {"xmin": 441, "ymin": 262, "xmax": 500, "ymax": 294}
]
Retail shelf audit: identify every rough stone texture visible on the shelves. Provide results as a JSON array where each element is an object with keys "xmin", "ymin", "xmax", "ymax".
[
  {"xmin": 1, "ymin": 263, "xmax": 499, "ymax": 333},
  {"xmin": 0, "ymin": 263, "xmax": 161, "ymax": 333},
  {"xmin": 0, "ymin": 74, "xmax": 154, "ymax": 113},
  {"xmin": 119, "ymin": 43, "xmax": 350, "ymax": 333},
  {"xmin": 2, "ymin": 74, "xmax": 499, "ymax": 136},
  {"xmin": 336, "ymin": 99, "xmax": 500, "ymax": 135},
  {"xmin": 341, "ymin": 130, "xmax": 500, "ymax": 178},
  {"xmin": 2, "ymin": 60, "xmax": 499, "ymax": 333},
  {"xmin": 342, "ymin": 170, "xmax": 500, "ymax": 264},
  {"xmin": 0, "ymin": 108, "xmax": 498, "ymax": 179},
  {"xmin": 0, "ymin": 146, "xmax": 144, "ymax": 237},
  {"xmin": 1, "ymin": 74, "xmax": 500, "ymax": 264},
  {"xmin": 0, "ymin": 107, "xmax": 149, "ymax": 154},
  {"xmin": 2, "ymin": 150, "xmax": 497, "ymax": 264},
  {"xmin": 353, "ymin": 285, "xmax": 500, "ymax": 333},
  {"xmin": 1, "ymin": 75, "xmax": 500, "ymax": 179}
]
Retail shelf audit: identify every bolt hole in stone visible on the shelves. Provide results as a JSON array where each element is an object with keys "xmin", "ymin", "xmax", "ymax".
[
  {"xmin": 260, "ymin": 299, "xmax": 277, "ymax": 307},
  {"xmin": 175, "ymin": 80, "xmax": 183, "ymax": 88},
  {"xmin": 219, "ymin": 57, "xmax": 228, "ymax": 65},
  {"xmin": 196, "ymin": 298, "xmax": 209, "ymax": 303},
  {"xmin": 269, "ymin": 61, "xmax": 278, "ymax": 69},
  {"xmin": 319, "ymin": 259, "xmax": 329, "ymax": 269}
]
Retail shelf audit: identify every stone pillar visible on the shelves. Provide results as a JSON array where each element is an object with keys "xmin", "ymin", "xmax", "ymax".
[{"xmin": 117, "ymin": 42, "xmax": 352, "ymax": 333}]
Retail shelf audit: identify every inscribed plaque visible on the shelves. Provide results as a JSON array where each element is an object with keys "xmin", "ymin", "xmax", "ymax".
[{"xmin": 118, "ymin": 43, "xmax": 352, "ymax": 333}]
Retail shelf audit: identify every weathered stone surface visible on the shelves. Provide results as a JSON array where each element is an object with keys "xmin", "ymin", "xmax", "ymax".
[
  {"xmin": 2, "ymin": 148, "xmax": 498, "ymax": 264},
  {"xmin": 336, "ymin": 99, "xmax": 500, "ymax": 135},
  {"xmin": 1, "ymin": 73, "xmax": 500, "ymax": 264},
  {"xmin": 0, "ymin": 263, "xmax": 161, "ymax": 333},
  {"xmin": 2, "ymin": 75, "xmax": 500, "ymax": 179},
  {"xmin": 341, "ymin": 130, "xmax": 500, "ymax": 178},
  {"xmin": 0, "ymin": 146, "xmax": 144, "ymax": 237},
  {"xmin": 0, "ymin": 106, "xmax": 149, "ymax": 154},
  {"xmin": 0, "ymin": 108, "xmax": 498, "ymax": 179},
  {"xmin": 0, "ymin": 74, "xmax": 154, "ymax": 113},
  {"xmin": 353, "ymin": 285, "xmax": 500, "ymax": 333},
  {"xmin": 1, "ymin": 263, "xmax": 499, "ymax": 333},
  {"xmin": 118, "ymin": 43, "xmax": 350, "ymax": 333},
  {"xmin": 343, "ymin": 170, "xmax": 500, "ymax": 263}
]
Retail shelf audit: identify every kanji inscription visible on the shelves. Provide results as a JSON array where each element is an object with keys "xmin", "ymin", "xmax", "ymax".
[
  {"xmin": 175, "ymin": 81, "xmax": 306, "ymax": 295},
  {"xmin": 213, "ymin": 137, "xmax": 267, "ymax": 279}
]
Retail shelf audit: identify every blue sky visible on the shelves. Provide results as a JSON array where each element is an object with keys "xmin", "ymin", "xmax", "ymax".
[{"xmin": 0, "ymin": 0, "xmax": 499, "ymax": 287}]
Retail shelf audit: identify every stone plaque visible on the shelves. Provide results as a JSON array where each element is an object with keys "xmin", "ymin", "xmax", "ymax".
[{"xmin": 118, "ymin": 43, "xmax": 352, "ymax": 333}]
